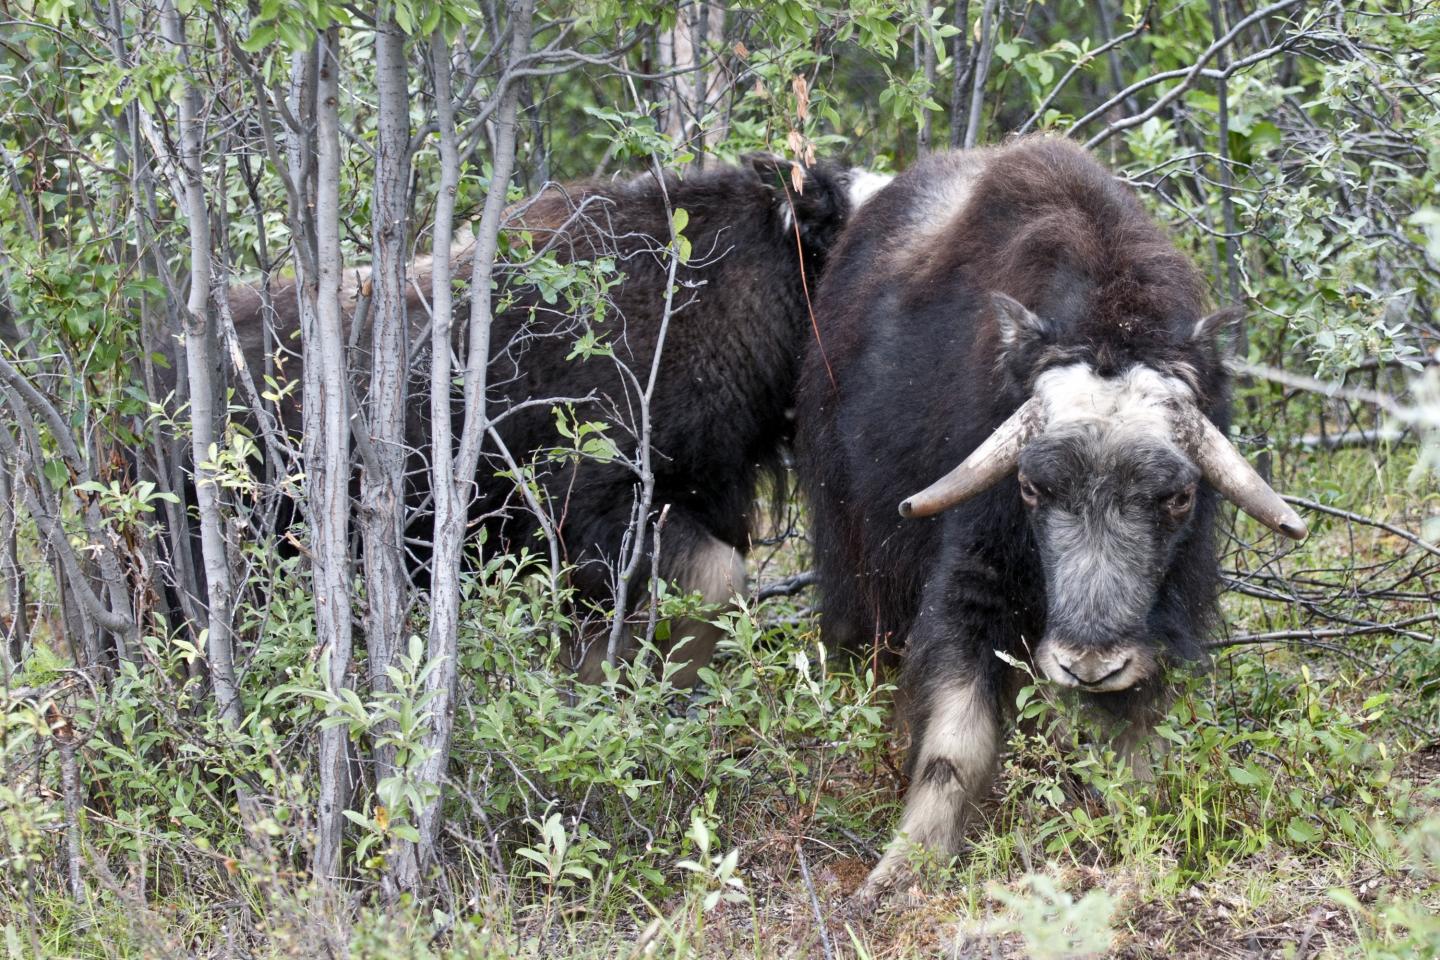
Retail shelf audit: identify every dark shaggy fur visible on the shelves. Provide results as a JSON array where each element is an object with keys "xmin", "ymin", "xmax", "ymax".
[
  {"xmin": 209, "ymin": 156, "xmax": 858, "ymax": 656},
  {"xmin": 795, "ymin": 137, "xmax": 1231, "ymax": 896}
]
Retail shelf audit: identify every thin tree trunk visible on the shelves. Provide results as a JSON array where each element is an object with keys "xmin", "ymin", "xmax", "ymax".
[
  {"xmin": 918, "ymin": 0, "xmax": 937, "ymax": 154},
  {"xmin": 963, "ymin": 0, "xmax": 999, "ymax": 149},
  {"xmin": 658, "ymin": 2, "xmax": 725, "ymax": 156},
  {"xmin": 303, "ymin": 27, "xmax": 355, "ymax": 885},
  {"xmin": 405, "ymin": 28, "xmax": 463, "ymax": 895},
  {"xmin": 1091, "ymin": 0, "xmax": 1136, "ymax": 116},
  {"xmin": 0, "ymin": 357, "xmax": 138, "ymax": 664},
  {"xmin": 161, "ymin": 0, "xmax": 240, "ymax": 727},
  {"xmin": 949, "ymin": 0, "xmax": 971, "ymax": 148},
  {"xmin": 1209, "ymin": 0, "xmax": 1240, "ymax": 309},
  {"xmin": 694, "ymin": 2, "xmax": 714, "ymax": 162},
  {"xmin": 366, "ymin": 5, "xmax": 414, "ymax": 895},
  {"xmin": 0, "ymin": 383, "xmax": 129, "ymax": 651},
  {"xmin": 0, "ymin": 453, "xmax": 25, "ymax": 674},
  {"xmin": 401, "ymin": 1, "xmax": 535, "ymax": 891},
  {"xmin": 112, "ymin": 18, "xmax": 206, "ymax": 638},
  {"xmin": 658, "ymin": 8, "xmax": 692, "ymax": 142},
  {"xmin": 57, "ymin": 724, "xmax": 84, "ymax": 902},
  {"xmin": 603, "ymin": 162, "xmax": 682, "ymax": 670}
]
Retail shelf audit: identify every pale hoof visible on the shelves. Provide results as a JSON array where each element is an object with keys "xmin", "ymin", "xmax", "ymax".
[{"xmin": 846, "ymin": 860, "xmax": 919, "ymax": 915}]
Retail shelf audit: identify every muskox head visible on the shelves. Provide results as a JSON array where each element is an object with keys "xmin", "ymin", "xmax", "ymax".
[{"xmin": 898, "ymin": 293, "xmax": 1307, "ymax": 693}]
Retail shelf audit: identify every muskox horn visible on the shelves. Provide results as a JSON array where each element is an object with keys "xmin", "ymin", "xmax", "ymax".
[
  {"xmin": 1174, "ymin": 406, "xmax": 1308, "ymax": 541},
  {"xmin": 899, "ymin": 397, "xmax": 1046, "ymax": 518}
]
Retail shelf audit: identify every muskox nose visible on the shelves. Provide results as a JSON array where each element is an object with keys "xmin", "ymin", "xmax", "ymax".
[{"xmin": 1054, "ymin": 649, "xmax": 1132, "ymax": 687}]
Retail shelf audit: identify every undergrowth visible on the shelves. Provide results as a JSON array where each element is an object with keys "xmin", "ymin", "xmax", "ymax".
[{"xmin": 2, "ymin": 458, "xmax": 1438, "ymax": 959}]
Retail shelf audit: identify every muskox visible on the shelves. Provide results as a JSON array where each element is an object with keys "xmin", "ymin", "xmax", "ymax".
[
  {"xmin": 794, "ymin": 137, "xmax": 1306, "ymax": 901},
  {"xmin": 218, "ymin": 155, "xmax": 885, "ymax": 683}
]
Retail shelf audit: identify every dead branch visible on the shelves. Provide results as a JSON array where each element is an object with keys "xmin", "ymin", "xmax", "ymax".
[
  {"xmin": 755, "ymin": 571, "xmax": 818, "ymax": 602},
  {"xmin": 1077, "ymin": 0, "xmax": 1307, "ymax": 147}
]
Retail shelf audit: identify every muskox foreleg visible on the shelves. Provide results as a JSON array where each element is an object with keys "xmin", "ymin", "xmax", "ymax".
[
  {"xmin": 856, "ymin": 636, "xmax": 1001, "ymax": 904},
  {"xmin": 652, "ymin": 519, "xmax": 746, "ymax": 687},
  {"xmin": 572, "ymin": 512, "xmax": 745, "ymax": 687},
  {"xmin": 1102, "ymin": 684, "xmax": 1172, "ymax": 784}
]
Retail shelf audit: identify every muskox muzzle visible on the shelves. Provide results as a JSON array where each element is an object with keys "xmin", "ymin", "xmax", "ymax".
[{"xmin": 1035, "ymin": 644, "xmax": 1155, "ymax": 692}]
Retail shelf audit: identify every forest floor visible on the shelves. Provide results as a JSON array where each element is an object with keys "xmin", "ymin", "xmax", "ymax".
[{"xmin": 677, "ymin": 740, "xmax": 1440, "ymax": 959}]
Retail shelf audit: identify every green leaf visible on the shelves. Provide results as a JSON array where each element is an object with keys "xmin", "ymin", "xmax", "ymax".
[
  {"xmin": 43, "ymin": 459, "xmax": 69, "ymax": 490},
  {"xmin": 1153, "ymin": 724, "xmax": 1185, "ymax": 745},
  {"xmin": 1286, "ymin": 817, "xmax": 1320, "ymax": 844},
  {"xmin": 1228, "ymin": 765, "xmax": 1263, "ymax": 786},
  {"xmin": 515, "ymin": 847, "xmax": 550, "ymax": 866}
]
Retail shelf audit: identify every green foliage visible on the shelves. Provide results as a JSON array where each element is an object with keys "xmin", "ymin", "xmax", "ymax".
[
  {"xmin": 446, "ymin": 555, "xmax": 892, "ymax": 901},
  {"xmin": 71, "ymin": 479, "xmax": 178, "ymax": 535},
  {"xmin": 3, "ymin": 534, "xmax": 1437, "ymax": 955},
  {"xmin": 312, "ymin": 634, "xmax": 443, "ymax": 861},
  {"xmin": 1330, "ymin": 813, "xmax": 1440, "ymax": 959},
  {"xmin": 582, "ymin": 104, "xmax": 694, "ymax": 167},
  {"xmin": 986, "ymin": 657, "xmax": 1410, "ymax": 882},
  {"xmin": 986, "ymin": 873, "xmax": 1116, "ymax": 960},
  {"xmin": 0, "ymin": 701, "xmax": 60, "ymax": 884}
]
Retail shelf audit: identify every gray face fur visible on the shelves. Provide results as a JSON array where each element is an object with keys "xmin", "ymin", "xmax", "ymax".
[{"xmin": 1018, "ymin": 364, "xmax": 1202, "ymax": 692}]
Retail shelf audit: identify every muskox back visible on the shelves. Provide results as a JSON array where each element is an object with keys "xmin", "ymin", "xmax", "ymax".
[{"xmin": 477, "ymin": 159, "xmax": 852, "ymax": 592}]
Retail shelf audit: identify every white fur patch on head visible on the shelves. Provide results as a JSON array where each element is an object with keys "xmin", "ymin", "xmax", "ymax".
[
  {"xmin": 1033, "ymin": 362, "xmax": 1194, "ymax": 446},
  {"xmin": 1024, "ymin": 362, "xmax": 1198, "ymax": 689},
  {"xmin": 845, "ymin": 168, "xmax": 894, "ymax": 210}
]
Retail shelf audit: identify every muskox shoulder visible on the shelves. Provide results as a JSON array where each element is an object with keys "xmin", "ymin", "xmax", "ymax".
[{"xmin": 868, "ymin": 148, "xmax": 998, "ymax": 256}]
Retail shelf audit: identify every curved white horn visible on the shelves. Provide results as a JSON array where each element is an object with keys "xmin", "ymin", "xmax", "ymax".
[
  {"xmin": 1173, "ymin": 406, "xmax": 1308, "ymax": 541},
  {"xmin": 899, "ymin": 397, "xmax": 1046, "ymax": 518}
]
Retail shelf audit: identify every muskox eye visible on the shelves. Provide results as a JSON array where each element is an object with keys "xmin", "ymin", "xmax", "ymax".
[
  {"xmin": 1018, "ymin": 474, "xmax": 1042, "ymax": 507},
  {"xmin": 1164, "ymin": 484, "xmax": 1197, "ymax": 518}
]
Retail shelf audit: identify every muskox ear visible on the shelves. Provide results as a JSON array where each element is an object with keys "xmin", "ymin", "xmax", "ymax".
[
  {"xmin": 746, "ymin": 152, "xmax": 800, "ymax": 191},
  {"xmin": 992, "ymin": 292, "xmax": 1053, "ymax": 356},
  {"xmin": 746, "ymin": 153, "xmax": 851, "ymax": 252},
  {"xmin": 1191, "ymin": 306, "xmax": 1244, "ymax": 342}
]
